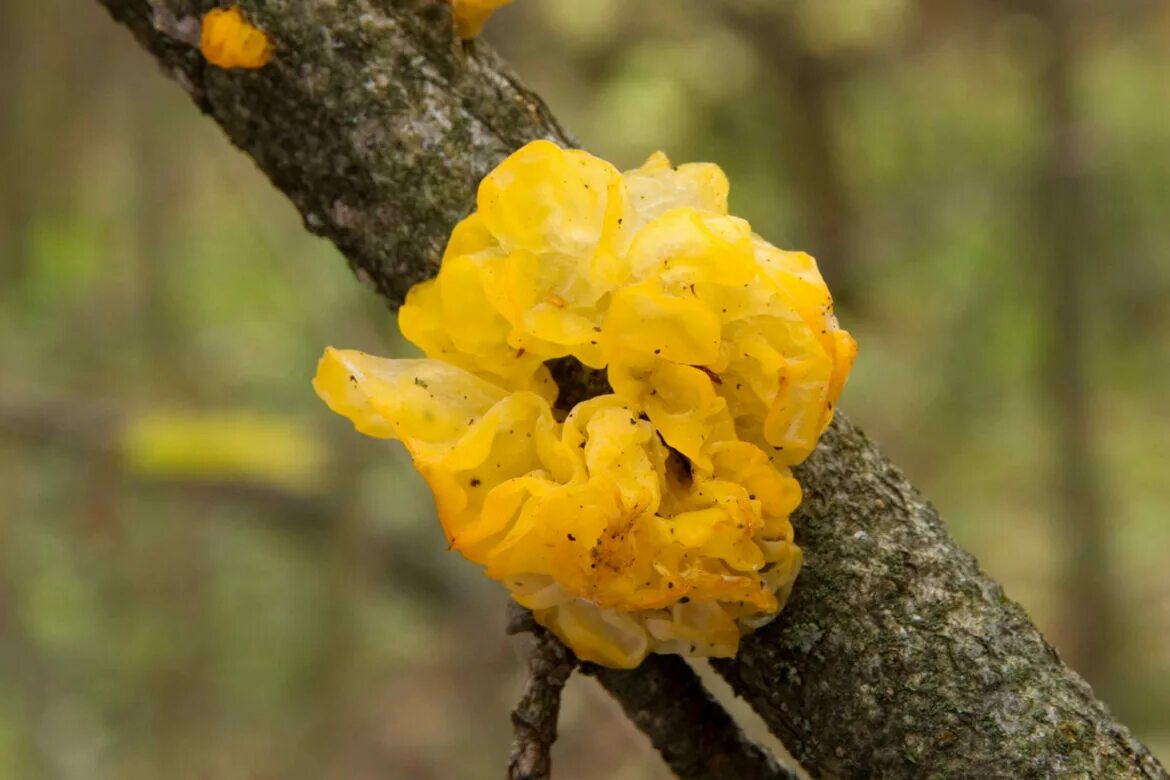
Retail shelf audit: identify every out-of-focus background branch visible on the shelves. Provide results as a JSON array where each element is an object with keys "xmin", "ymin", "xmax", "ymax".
[{"xmin": 3, "ymin": 0, "xmax": 1170, "ymax": 777}]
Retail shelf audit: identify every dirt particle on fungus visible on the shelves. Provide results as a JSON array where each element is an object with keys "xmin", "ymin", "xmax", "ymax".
[
  {"xmin": 414, "ymin": 377, "xmax": 429, "ymax": 388},
  {"xmin": 349, "ymin": 375, "xmax": 358, "ymax": 385},
  {"xmin": 567, "ymin": 533, "xmax": 576, "ymax": 541},
  {"xmin": 470, "ymin": 478, "xmax": 481, "ymax": 487},
  {"xmin": 679, "ymin": 597, "xmax": 691, "ymax": 603}
]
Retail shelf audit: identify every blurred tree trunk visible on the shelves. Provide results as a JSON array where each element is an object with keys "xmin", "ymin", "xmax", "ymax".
[
  {"xmin": 0, "ymin": 494, "xmax": 56, "ymax": 778},
  {"xmin": 313, "ymin": 475, "xmax": 366, "ymax": 777},
  {"xmin": 94, "ymin": 1, "xmax": 1167, "ymax": 777},
  {"xmin": 0, "ymin": 1, "xmax": 34, "ymax": 286},
  {"xmin": 1031, "ymin": 0, "xmax": 1116, "ymax": 693},
  {"xmin": 724, "ymin": 6, "xmax": 860, "ymax": 310}
]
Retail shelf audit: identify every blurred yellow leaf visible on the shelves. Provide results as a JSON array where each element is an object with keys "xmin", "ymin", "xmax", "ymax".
[{"xmin": 122, "ymin": 409, "xmax": 326, "ymax": 493}]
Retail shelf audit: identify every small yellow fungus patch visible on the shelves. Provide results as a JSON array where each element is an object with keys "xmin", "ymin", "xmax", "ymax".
[
  {"xmin": 314, "ymin": 141, "xmax": 856, "ymax": 668},
  {"xmin": 452, "ymin": 0, "xmax": 515, "ymax": 39},
  {"xmin": 201, "ymin": 6, "xmax": 272, "ymax": 70}
]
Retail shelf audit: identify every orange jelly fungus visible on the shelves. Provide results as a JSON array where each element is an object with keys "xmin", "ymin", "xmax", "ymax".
[
  {"xmin": 200, "ymin": 6, "xmax": 273, "ymax": 70},
  {"xmin": 453, "ymin": 0, "xmax": 515, "ymax": 39}
]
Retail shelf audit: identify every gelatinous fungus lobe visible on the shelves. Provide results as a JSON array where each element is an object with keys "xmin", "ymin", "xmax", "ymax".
[
  {"xmin": 314, "ymin": 141, "xmax": 855, "ymax": 668},
  {"xmin": 201, "ymin": 6, "xmax": 273, "ymax": 70},
  {"xmin": 452, "ymin": 0, "xmax": 516, "ymax": 39}
]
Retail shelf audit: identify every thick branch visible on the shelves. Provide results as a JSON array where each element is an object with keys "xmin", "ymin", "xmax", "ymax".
[
  {"xmin": 713, "ymin": 414, "xmax": 1165, "ymax": 778},
  {"xmin": 98, "ymin": 2, "xmax": 1167, "ymax": 777},
  {"xmin": 583, "ymin": 657, "xmax": 796, "ymax": 780},
  {"xmin": 98, "ymin": 0, "xmax": 571, "ymax": 305}
]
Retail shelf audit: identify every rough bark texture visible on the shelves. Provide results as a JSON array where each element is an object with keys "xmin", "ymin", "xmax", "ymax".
[
  {"xmin": 97, "ymin": 2, "xmax": 1168, "ymax": 778},
  {"xmin": 99, "ymin": 0, "xmax": 572, "ymax": 305},
  {"xmin": 714, "ymin": 415, "xmax": 1164, "ymax": 778}
]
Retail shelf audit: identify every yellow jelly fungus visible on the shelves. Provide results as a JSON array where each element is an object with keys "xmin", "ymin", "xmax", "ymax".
[
  {"xmin": 452, "ymin": 0, "xmax": 515, "ymax": 39},
  {"xmin": 201, "ymin": 6, "xmax": 272, "ymax": 70},
  {"xmin": 314, "ymin": 141, "xmax": 856, "ymax": 668}
]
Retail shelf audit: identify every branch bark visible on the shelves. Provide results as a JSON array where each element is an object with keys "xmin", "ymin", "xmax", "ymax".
[
  {"xmin": 506, "ymin": 608, "xmax": 578, "ymax": 780},
  {"xmin": 712, "ymin": 414, "xmax": 1163, "ymax": 777},
  {"xmin": 582, "ymin": 656, "xmax": 797, "ymax": 780},
  {"xmin": 96, "ymin": 2, "xmax": 1168, "ymax": 778},
  {"xmin": 507, "ymin": 594, "xmax": 790, "ymax": 780}
]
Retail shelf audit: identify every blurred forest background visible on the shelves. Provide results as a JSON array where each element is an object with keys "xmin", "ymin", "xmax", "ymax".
[{"xmin": 2, "ymin": 0, "xmax": 1169, "ymax": 777}]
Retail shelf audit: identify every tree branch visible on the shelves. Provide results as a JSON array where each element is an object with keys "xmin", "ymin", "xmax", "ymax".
[
  {"xmin": 582, "ymin": 656, "xmax": 797, "ymax": 780},
  {"xmin": 98, "ymin": 0, "xmax": 572, "ymax": 306},
  {"xmin": 506, "ymin": 608, "xmax": 578, "ymax": 780},
  {"xmin": 713, "ymin": 414, "xmax": 1165, "ymax": 777},
  {"xmin": 507, "ymin": 603, "xmax": 789, "ymax": 780},
  {"xmin": 97, "ymin": 1, "xmax": 1168, "ymax": 777}
]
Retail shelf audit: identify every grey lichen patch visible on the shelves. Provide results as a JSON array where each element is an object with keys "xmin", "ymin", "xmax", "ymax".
[{"xmin": 782, "ymin": 622, "xmax": 824, "ymax": 655}]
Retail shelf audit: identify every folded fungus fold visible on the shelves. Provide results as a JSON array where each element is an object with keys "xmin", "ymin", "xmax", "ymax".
[
  {"xmin": 452, "ymin": 0, "xmax": 515, "ymax": 39},
  {"xmin": 314, "ymin": 141, "xmax": 855, "ymax": 668}
]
